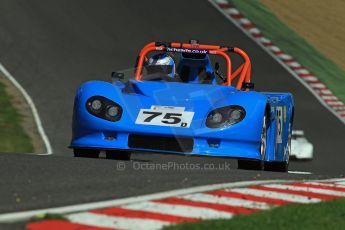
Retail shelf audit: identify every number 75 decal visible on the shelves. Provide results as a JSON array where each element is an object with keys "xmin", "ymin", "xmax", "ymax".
[{"xmin": 135, "ymin": 109, "xmax": 194, "ymax": 128}]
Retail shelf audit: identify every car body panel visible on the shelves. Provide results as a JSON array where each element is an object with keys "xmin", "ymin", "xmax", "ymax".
[
  {"xmin": 71, "ymin": 41, "xmax": 294, "ymax": 165},
  {"xmin": 71, "ymin": 80, "xmax": 294, "ymax": 162}
]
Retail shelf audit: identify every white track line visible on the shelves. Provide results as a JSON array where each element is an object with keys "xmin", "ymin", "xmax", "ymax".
[
  {"xmin": 208, "ymin": 0, "xmax": 345, "ymax": 125},
  {"xmin": 334, "ymin": 181, "xmax": 345, "ymax": 186},
  {"xmin": 179, "ymin": 193, "xmax": 272, "ymax": 210},
  {"xmin": 227, "ymin": 188, "xmax": 321, "ymax": 203},
  {"xmin": 26, "ymin": 178, "xmax": 345, "ymax": 229},
  {"xmin": 123, "ymin": 201, "xmax": 233, "ymax": 219},
  {"xmin": 0, "ymin": 179, "xmax": 289, "ymax": 223},
  {"xmin": 2, "ymin": 178, "xmax": 343, "ymax": 223},
  {"xmin": 0, "ymin": 63, "xmax": 52, "ymax": 154},
  {"xmin": 68, "ymin": 212, "xmax": 170, "ymax": 230},
  {"xmin": 263, "ymin": 184, "xmax": 345, "ymax": 197},
  {"xmin": 320, "ymin": 178, "xmax": 345, "ymax": 183},
  {"xmin": 288, "ymin": 171, "xmax": 312, "ymax": 175},
  {"xmin": 304, "ymin": 182, "xmax": 345, "ymax": 188}
]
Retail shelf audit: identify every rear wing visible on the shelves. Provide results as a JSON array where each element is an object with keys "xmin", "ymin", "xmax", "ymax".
[{"xmin": 134, "ymin": 41, "xmax": 252, "ymax": 90}]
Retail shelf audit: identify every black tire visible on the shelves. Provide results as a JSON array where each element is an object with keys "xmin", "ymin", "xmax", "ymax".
[
  {"xmin": 238, "ymin": 159, "xmax": 263, "ymax": 170},
  {"xmin": 238, "ymin": 112, "xmax": 268, "ymax": 171},
  {"xmin": 264, "ymin": 120, "xmax": 291, "ymax": 173},
  {"xmin": 264, "ymin": 161, "xmax": 288, "ymax": 172},
  {"xmin": 106, "ymin": 150, "xmax": 131, "ymax": 161},
  {"xmin": 73, "ymin": 149, "xmax": 100, "ymax": 158}
]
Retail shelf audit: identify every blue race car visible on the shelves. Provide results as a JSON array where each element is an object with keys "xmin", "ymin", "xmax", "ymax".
[{"xmin": 70, "ymin": 41, "xmax": 294, "ymax": 172}]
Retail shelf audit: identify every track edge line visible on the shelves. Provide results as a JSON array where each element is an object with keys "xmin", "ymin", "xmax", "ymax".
[
  {"xmin": 0, "ymin": 63, "xmax": 53, "ymax": 155},
  {"xmin": 208, "ymin": 0, "xmax": 345, "ymax": 125}
]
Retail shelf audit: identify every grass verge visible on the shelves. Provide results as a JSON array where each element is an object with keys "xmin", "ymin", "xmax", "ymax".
[
  {"xmin": 0, "ymin": 78, "xmax": 33, "ymax": 153},
  {"xmin": 164, "ymin": 198, "xmax": 345, "ymax": 230},
  {"xmin": 230, "ymin": 0, "xmax": 345, "ymax": 102}
]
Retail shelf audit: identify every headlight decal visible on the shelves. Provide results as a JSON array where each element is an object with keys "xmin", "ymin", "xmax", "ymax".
[
  {"xmin": 86, "ymin": 96, "xmax": 122, "ymax": 122},
  {"xmin": 206, "ymin": 105, "xmax": 245, "ymax": 128}
]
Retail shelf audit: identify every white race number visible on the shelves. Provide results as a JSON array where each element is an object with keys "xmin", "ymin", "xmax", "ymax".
[{"xmin": 135, "ymin": 106, "xmax": 194, "ymax": 128}]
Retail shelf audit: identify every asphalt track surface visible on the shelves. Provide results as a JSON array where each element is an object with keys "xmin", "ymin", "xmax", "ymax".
[{"xmin": 0, "ymin": 0, "xmax": 344, "ymax": 224}]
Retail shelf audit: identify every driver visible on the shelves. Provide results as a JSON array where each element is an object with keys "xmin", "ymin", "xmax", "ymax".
[{"xmin": 145, "ymin": 53, "xmax": 176, "ymax": 78}]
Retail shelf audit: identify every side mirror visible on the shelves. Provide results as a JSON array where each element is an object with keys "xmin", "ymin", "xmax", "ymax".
[
  {"xmin": 111, "ymin": 72, "xmax": 124, "ymax": 81},
  {"xmin": 241, "ymin": 82, "xmax": 255, "ymax": 90}
]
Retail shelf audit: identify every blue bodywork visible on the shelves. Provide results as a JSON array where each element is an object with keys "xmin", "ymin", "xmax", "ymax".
[{"xmin": 70, "ymin": 54, "xmax": 294, "ymax": 163}]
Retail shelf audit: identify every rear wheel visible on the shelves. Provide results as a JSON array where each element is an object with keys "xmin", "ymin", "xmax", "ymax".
[
  {"xmin": 238, "ymin": 114, "xmax": 267, "ymax": 171},
  {"xmin": 106, "ymin": 150, "xmax": 131, "ymax": 161},
  {"xmin": 264, "ymin": 123, "xmax": 291, "ymax": 172},
  {"xmin": 264, "ymin": 161, "xmax": 288, "ymax": 172},
  {"xmin": 237, "ymin": 159, "xmax": 263, "ymax": 170},
  {"xmin": 73, "ymin": 149, "xmax": 100, "ymax": 158}
]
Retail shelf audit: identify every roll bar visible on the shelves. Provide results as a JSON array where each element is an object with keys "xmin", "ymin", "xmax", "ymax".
[{"xmin": 134, "ymin": 41, "xmax": 252, "ymax": 90}]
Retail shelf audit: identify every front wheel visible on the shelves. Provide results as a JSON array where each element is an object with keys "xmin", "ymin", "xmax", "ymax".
[
  {"xmin": 106, "ymin": 150, "xmax": 131, "ymax": 161},
  {"xmin": 73, "ymin": 148, "xmax": 100, "ymax": 158},
  {"xmin": 238, "ymin": 159, "xmax": 263, "ymax": 170},
  {"xmin": 264, "ymin": 161, "xmax": 288, "ymax": 172},
  {"xmin": 264, "ymin": 123, "xmax": 291, "ymax": 172},
  {"xmin": 238, "ymin": 114, "xmax": 267, "ymax": 171}
]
